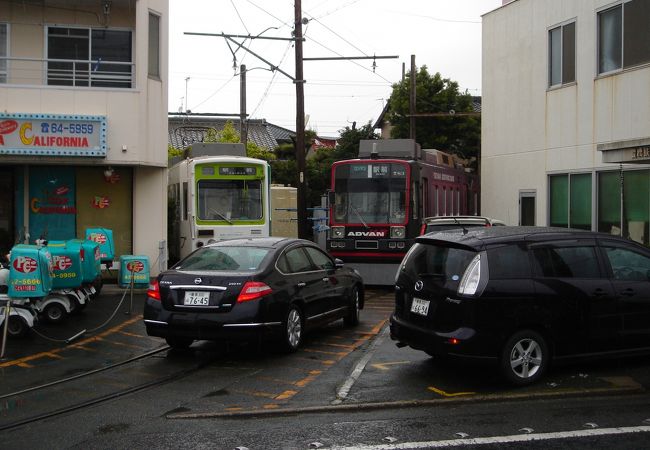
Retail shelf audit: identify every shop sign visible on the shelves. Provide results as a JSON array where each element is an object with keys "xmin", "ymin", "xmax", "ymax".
[
  {"xmin": 631, "ymin": 145, "xmax": 650, "ymax": 160},
  {"xmin": 0, "ymin": 113, "xmax": 107, "ymax": 157}
]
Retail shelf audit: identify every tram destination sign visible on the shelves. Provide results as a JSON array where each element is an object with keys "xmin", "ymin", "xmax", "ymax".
[{"xmin": 0, "ymin": 113, "xmax": 107, "ymax": 157}]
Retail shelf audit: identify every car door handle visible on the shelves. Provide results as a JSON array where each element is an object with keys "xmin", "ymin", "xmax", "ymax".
[
  {"xmin": 620, "ymin": 288, "xmax": 635, "ymax": 297},
  {"xmin": 592, "ymin": 288, "xmax": 608, "ymax": 297},
  {"xmin": 297, "ymin": 282, "xmax": 306, "ymax": 288}
]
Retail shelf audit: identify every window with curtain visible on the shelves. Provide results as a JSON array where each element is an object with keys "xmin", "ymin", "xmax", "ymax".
[
  {"xmin": 148, "ymin": 13, "xmax": 160, "ymax": 79},
  {"xmin": 598, "ymin": 171, "xmax": 621, "ymax": 236},
  {"xmin": 598, "ymin": 170, "xmax": 650, "ymax": 245},
  {"xmin": 549, "ymin": 21, "xmax": 575, "ymax": 87},
  {"xmin": 550, "ymin": 175, "xmax": 568, "ymax": 227},
  {"xmin": 570, "ymin": 173, "xmax": 592, "ymax": 230},
  {"xmin": 598, "ymin": 0, "xmax": 650, "ymax": 75},
  {"xmin": 0, "ymin": 23, "xmax": 7, "ymax": 83},
  {"xmin": 550, "ymin": 173, "xmax": 592, "ymax": 229}
]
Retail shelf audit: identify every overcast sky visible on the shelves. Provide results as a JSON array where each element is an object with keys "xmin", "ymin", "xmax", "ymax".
[{"xmin": 169, "ymin": 0, "xmax": 503, "ymax": 137}]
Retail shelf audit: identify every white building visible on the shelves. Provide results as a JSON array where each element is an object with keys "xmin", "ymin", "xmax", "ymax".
[
  {"xmin": 0, "ymin": 0, "xmax": 168, "ymax": 274},
  {"xmin": 482, "ymin": 0, "xmax": 650, "ymax": 246}
]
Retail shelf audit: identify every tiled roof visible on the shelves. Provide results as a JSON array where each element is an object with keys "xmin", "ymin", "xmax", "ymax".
[{"xmin": 168, "ymin": 114, "xmax": 295, "ymax": 151}]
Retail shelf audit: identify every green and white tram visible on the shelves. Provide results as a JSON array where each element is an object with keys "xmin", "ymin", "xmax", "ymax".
[{"xmin": 168, "ymin": 147, "xmax": 271, "ymax": 263}]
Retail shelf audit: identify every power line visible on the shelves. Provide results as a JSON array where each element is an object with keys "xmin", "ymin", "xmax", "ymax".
[
  {"xmin": 243, "ymin": 0, "xmax": 292, "ymax": 28},
  {"xmin": 230, "ymin": 0, "xmax": 251, "ymax": 34},
  {"xmin": 250, "ymin": 41, "xmax": 294, "ymax": 117},
  {"xmin": 189, "ymin": 75, "xmax": 237, "ymax": 111}
]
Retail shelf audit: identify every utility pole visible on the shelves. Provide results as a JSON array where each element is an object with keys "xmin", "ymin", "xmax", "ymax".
[
  {"xmin": 409, "ymin": 55, "xmax": 416, "ymax": 141},
  {"xmin": 295, "ymin": 0, "xmax": 308, "ymax": 239},
  {"xmin": 240, "ymin": 64, "xmax": 247, "ymax": 147}
]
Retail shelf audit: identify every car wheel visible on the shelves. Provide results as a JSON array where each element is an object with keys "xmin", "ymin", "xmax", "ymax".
[
  {"xmin": 165, "ymin": 336, "xmax": 193, "ymax": 350},
  {"xmin": 43, "ymin": 302, "xmax": 67, "ymax": 323},
  {"xmin": 6, "ymin": 316, "xmax": 29, "ymax": 338},
  {"xmin": 281, "ymin": 305, "xmax": 303, "ymax": 353},
  {"xmin": 500, "ymin": 329, "xmax": 549, "ymax": 386},
  {"xmin": 343, "ymin": 286, "xmax": 360, "ymax": 327}
]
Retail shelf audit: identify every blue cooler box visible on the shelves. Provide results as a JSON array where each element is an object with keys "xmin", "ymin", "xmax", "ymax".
[
  {"xmin": 119, "ymin": 255, "xmax": 150, "ymax": 288},
  {"xmin": 8, "ymin": 244, "xmax": 53, "ymax": 297}
]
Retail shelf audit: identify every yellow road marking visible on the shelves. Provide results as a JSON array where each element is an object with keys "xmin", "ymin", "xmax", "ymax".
[
  {"xmin": 0, "ymin": 314, "xmax": 143, "ymax": 368},
  {"xmin": 232, "ymin": 389, "xmax": 277, "ymax": 399},
  {"xmin": 119, "ymin": 330, "xmax": 146, "ymax": 338},
  {"xmin": 428, "ymin": 386, "xmax": 475, "ymax": 397},
  {"xmin": 263, "ymin": 404, "xmax": 280, "ymax": 409},
  {"xmin": 302, "ymin": 348, "xmax": 348, "ymax": 356},
  {"xmin": 371, "ymin": 361, "xmax": 411, "ymax": 371},
  {"xmin": 275, "ymin": 390, "xmax": 298, "ymax": 400}
]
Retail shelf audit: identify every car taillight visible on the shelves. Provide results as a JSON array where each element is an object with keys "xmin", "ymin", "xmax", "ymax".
[
  {"xmin": 237, "ymin": 281, "xmax": 272, "ymax": 302},
  {"xmin": 419, "ymin": 224, "xmax": 426, "ymax": 235},
  {"xmin": 80, "ymin": 248, "xmax": 85, "ymax": 261},
  {"xmin": 147, "ymin": 280, "xmax": 161, "ymax": 301},
  {"xmin": 458, "ymin": 254, "xmax": 481, "ymax": 296}
]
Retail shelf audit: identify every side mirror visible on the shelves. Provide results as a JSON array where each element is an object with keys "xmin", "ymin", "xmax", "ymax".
[
  {"xmin": 334, "ymin": 258, "xmax": 344, "ymax": 269},
  {"xmin": 328, "ymin": 191, "xmax": 336, "ymax": 205}
]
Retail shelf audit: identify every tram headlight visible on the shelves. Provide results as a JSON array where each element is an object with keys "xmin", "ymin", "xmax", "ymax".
[
  {"xmin": 331, "ymin": 226, "xmax": 345, "ymax": 239},
  {"xmin": 390, "ymin": 226, "xmax": 405, "ymax": 239}
]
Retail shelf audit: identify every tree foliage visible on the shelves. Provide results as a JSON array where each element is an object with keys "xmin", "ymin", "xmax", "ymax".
[
  {"xmin": 204, "ymin": 120, "xmax": 277, "ymax": 160},
  {"xmin": 386, "ymin": 66, "xmax": 480, "ymax": 165}
]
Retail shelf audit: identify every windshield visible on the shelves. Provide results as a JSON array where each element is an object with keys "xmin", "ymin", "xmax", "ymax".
[
  {"xmin": 174, "ymin": 246, "xmax": 270, "ymax": 271},
  {"xmin": 197, "ymin": 179, "xmax": 262, "ymax": 222},
  {"xmin": 333, "ymin": 162, "xmax": 407, "ymax": 224}
]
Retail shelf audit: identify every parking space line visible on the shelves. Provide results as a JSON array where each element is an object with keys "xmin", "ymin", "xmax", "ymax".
[
  {"xmin": 428, "ymin": 386, "xmax": 476, "ymax": 397},
  {"xmin": 303, "ymin": 348, "xmax": 348, "ymax": 356},
  {"xmin": 231, "ymin": 389, "xmax": 278, "ymax": 399},
  {"xmin": 0, "ymin": 315, "xmax": 143, "ymax": 369},
  {"xmin": 275, "ymin": 389, "xmax": 298, "ymax": 400}
]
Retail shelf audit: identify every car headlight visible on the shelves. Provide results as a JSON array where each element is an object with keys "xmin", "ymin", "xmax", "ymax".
[
  {"xmin": 331, "ymin": 226, "xmax": 345, "ymax": 239},
  {"xmin": 390, "ymin": 226, "xmax": 405, "ymax": 239}
]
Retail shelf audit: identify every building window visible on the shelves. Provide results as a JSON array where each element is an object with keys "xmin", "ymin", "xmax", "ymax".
[
  {"xmin": 548, "ymin": 21, "xmax": 575, "ymax": 87},
  {"xmin": 47, "ymin": 26, "xmax": 133, "ymax": 88},
  {"xmin": 599, "ymin": 170, "xmax": 650, "ymax": 245},
  {"xmin": 0, "ymin": 23, "xmax": 7, "ymax": 83},
  {"xmin": 549, "ymin": 173, "xmax": 592, "ymax": 230},
  {"xmin": 598, "ymin": 0, "xmax": 650, "ymax": 75},
  {"xmin": 148, "ymin": 13, "xmax": 160, "ymax": 79}
]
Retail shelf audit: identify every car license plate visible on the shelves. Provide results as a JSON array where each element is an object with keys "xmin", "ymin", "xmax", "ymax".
[
  {"xmin": 184, "ymin": 291, "xmax": 210, "ymax": 306},
  {"xmin": 410, "ymin": 297, "xmax": 430, "ymax": 316}
]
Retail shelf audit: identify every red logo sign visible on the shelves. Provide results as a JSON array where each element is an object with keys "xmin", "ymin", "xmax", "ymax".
[
  {"xmin": 53, "ymin": 255, "xmax": 73, "ymax": 271},
  {"xmin": 89, "ymin": 233, "xmax": 107, "ymax": 244},
  {"xmin": 0, "ymin": 120, "xmax": 18, "ymax": 145},
  {"xmin": 91, "ymin": 196, "xmax": 111, "ymax": 209},
  {"xmin": 13, "ymin": 256, "xmax": 38, "ymax": 273},
  {"xmin": 126, "ymin": 261, "xmax": 144, "ymax": 273}
]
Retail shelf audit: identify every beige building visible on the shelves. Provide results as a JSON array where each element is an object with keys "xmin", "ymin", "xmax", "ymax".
[
  {"xmin": 482, "ymin": 0, "xmax": 650, "ymax": 246},
  {"xmin": 0, "ymin": 0, "xmax": 168, "ymax": 274}
]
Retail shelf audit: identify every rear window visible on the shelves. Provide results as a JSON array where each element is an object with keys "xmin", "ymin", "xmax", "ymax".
[
  {"xmin": 425, "ymin": 224, "xmax": 485, "ymax": 234},
  {"xmin": 402, "ymin": 243, "xmax": 476, "ymax": 282},
  {"xmin": 174, "ymin": 246, "xmax": 270, "ymax": 271},
  {"xmin": 486, "ymin": 244, "xmax": 531, "ymax": 279}
]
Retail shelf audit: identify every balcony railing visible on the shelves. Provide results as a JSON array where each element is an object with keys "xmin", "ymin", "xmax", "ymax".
[{"xmin": 0, "ymin": 56, "xmax": 134, "ymax": 88}]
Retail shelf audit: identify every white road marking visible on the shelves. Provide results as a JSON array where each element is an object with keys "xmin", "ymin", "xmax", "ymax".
[
  {"xmin": 332, "ymin": 326, "xmax": 389, "ymax": 404},
  {"xmin": 328, "ymin": 425, "xmax": 650, "ymax": 449}
]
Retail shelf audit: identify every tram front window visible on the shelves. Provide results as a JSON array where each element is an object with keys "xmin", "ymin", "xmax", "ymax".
[
  {"xmin": 333, "ymin": 163, "xmax": 407, "ymax": 224},
  {"xmin": 197, "ymin": 180, "xmax": 262, "ymax": 221}
]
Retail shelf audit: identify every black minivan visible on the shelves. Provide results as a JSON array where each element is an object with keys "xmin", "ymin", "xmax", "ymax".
[{"xmin": 390, "ymin": 227, "xmax": 650, "ymax": 385}]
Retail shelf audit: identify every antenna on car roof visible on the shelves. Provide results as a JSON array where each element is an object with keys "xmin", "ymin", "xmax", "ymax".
[{"xmin": 452, "ymin": 217, "xmax": 468, "ymax": 235}]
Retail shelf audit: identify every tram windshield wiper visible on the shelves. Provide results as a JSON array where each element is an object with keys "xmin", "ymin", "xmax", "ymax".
[
  {"xmin": 208, "ymin": 208, "xmax": 233, "ymax": 224},
  {"xmin": 349, "ymin": 204, "xmax": 369, "ymax": 228}
]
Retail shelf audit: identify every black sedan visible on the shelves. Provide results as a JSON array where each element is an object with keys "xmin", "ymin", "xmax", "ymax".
[{"xmin": 144, "ymin": 237, "xmax": 364, "ymax": 351}]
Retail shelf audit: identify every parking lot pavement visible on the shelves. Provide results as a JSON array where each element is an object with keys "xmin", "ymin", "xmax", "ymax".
[{"xmin": 0, "ymin": 284, "xmax": 162, "ymax": 392}]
